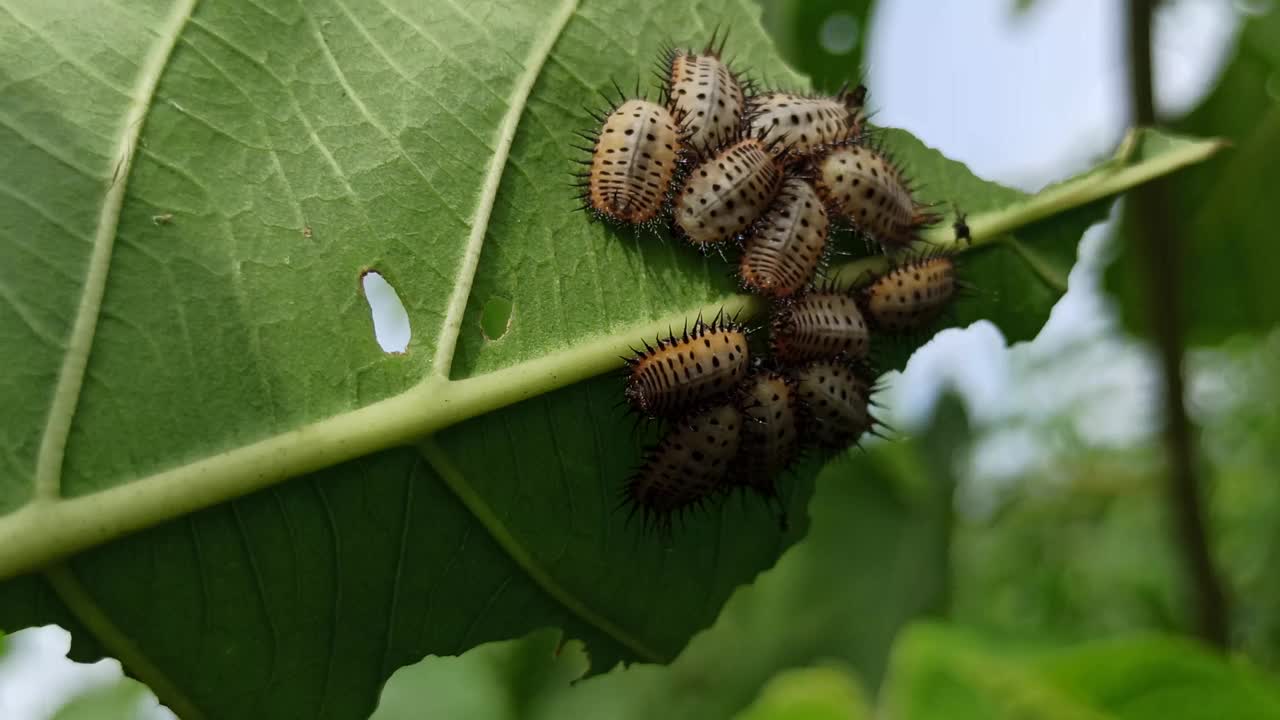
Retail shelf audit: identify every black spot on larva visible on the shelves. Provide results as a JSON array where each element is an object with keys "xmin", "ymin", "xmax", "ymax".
[
  {"xmin": 583, "ymin": 99, "xmax": 682, "ymax": 224},
  {"xmin": 624, "ymin": 314, "xmax": 750, "ymax": 418},
  {"xmin": 746, "ymin": 91, "xmax": 867, "ymax": 158},
  {"xmin": 793, "ymin": 360, "xmax": 874, "ymax": 449},
  {"xmin": 864, "ymin": 256, "xmax": 958, "ymax": 332},
  {"xmin": 674, "ymin": 139, "xmax": 783, "ymax": 247},
  {"xmin": 813, "ymin": 142, "xmax": 938, "ymax": 253},
  {"xmin": 771, "ymin": 291, "xmax": 870, "ymax": 365},
  {"xmin": 740, "ymin": 177, "xmax": 829, "ymax": 298},
  {"xmin": 732, "ymin": 370, "xmax": 800, "ymax": 498},
  {"xmin": 625, "ymin": 403, "xmax": 742, "ymax": 529}
]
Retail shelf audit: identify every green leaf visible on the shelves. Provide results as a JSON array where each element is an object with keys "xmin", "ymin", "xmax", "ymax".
[
  {"xmin": 0, "ymin": 0, "xmax": 1219, "ymax": 716},
  {"xmin": 1105, "ymin": 7, "xmax": 1280, "ymax": 344},
  {"xmin": 51, "ymin": 679, "xmax": 153, "ymax": 720},
  {"xmin": 732, "ymin": 664, "xmax": 873, "ymax": 720},
  {"xmin": 882, "ymin": 624, "xmax": 1280, "ymax": 720},
  {"xmin": 371, "ymin": 629, "xmax": 588, "ymax": 720}
]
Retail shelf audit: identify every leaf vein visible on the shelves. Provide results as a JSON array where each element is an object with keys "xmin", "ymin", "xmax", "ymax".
[
  {"xmin": 0, "ymin": 2, "xmax": 134, "ymax": 98},
  {"xmin": 230, "ymin": 501, "xmax": 281, "ymax": 691},
  {"xmin": 418, "ymin": 437, "xmax": 665, "ymax": 662},
  {"xmin": 329, "ymin": 0, "xmax": 498, "ymax": 157},
  {"xmin": 430, "ymin": 0, "xmax": 580, "ymax": 378},
  {"xmin": 0, "ymin": 110, "xmax": 108, "ymax": 180},
  {"xmin": 0, "ymin": 176, "xmax": 91, "ymax": 244},
  {"xmin": 31, "ymin": 0, "xmax": 199, "ymax": 503},
  {"xmin": 44, "ymin": 563, "xmax": 204, "ymax": 719},
  {"xmin": 299, "ymin": 0, "xmax": 468, "ymax": 225}
]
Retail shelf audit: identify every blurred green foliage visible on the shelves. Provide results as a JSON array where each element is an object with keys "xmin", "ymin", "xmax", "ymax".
[
  {"xmin": 882, "ymin": 623, "xmax": 1280, "ymax": 719},
  {"xmin": 733, "ymin": 665, "xmax": 872, "ymax": 720},
  {"xmin": 759, "ymin": 0, "xmax": 873, "ymax": 92},
  {"xmin": 1106, "ymin": 6, "xmax": 1280, "ymax": 343},
  {"xmin": 370, "ymin": 629, "xmax": 588, "ymax": 720},
  {"xmin": 951, "ymin": 331, "xmax": 1280, "ymax": 670}
]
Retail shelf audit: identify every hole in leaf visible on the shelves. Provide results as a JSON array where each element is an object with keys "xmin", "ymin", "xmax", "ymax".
[
  {"xmin": 361, "ymin": 271, "xmax": 410, "ymax": 353},
  {"xmin": 480, "ymin": 297, "xmax": 513, "ymax": 341}
]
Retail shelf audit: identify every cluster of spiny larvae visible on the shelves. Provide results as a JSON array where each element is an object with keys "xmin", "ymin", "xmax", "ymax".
[{"xmin": 575, "ymin": 33, "xmax": 961, "ymax": 528}]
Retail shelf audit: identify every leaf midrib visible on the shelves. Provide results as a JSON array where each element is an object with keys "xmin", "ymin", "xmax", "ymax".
[{"xmin": 0, "ymin": 132, "xmax": 1223, "ymax": 582}]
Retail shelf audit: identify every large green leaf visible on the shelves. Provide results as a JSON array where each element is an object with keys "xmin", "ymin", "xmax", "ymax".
[
  {"xmin": 1105, "ymin": 6, "xmax": 1280, "ymax": 344},
  {"xmin": 0, "ymin": 0, "xmax": 1219, "ymax": 716},
  {"xmin": 881, "ymin": 623, "xmax": 1280, "ymax": 719}
]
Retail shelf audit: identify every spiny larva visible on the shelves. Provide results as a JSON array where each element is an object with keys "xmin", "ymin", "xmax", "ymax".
[
  {"xmin": 813, "ymin": 142, "xmax": 937, "ymax": 254},
  {"xmin": 793, "ymin": 360, "xmax": 875, "ymax": 449},
  {"xmin": 734, "ymin": 369, "xmax": 800, "ymax": 498},
  {"xmin": 771, "ymin": 290, "xmax": 869, "ymax": 364},
  {"xmin": 673, "ymin": 137, "xmax": 784, "ymax": 247},
  {"xmin": 862, "ymin": 255, "xmax": 957, "ymax": 332},
  {"xmin": 577, "ymin": 98, "xmax": 682, "ymax": 225},
  {"xmin": 624, "ymin": 313, "xmax": 750, "ymax": 418},
  {"xmin": 661, "ymin": 32, "xmax": 748, "ymax": 154},
  {"xmin": 746, "ymin": 85, "xmax": 866, "ymax": 159},
  {"xmin": 624, "ymin": 402, "xmax": 742, "ymax": 528},
  {"xmin": 739, "ymin": 176, "xmax": 830, "ymax": 298}
]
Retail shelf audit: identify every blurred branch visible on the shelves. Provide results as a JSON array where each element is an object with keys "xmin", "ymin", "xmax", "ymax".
[{"xmin": 1125, "ymin": 0, "xmax": 1229, "ymax": 649}]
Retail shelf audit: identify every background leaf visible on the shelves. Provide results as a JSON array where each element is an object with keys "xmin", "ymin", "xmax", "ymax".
[
  {"xmin": 881, "ymin": 623, "xmax": 1280, "ymax": 720},
  {"xmin": 759, "ymin": 0, "xmax": 873, "ymax": 93},
  {"xmin": 732, "ymin": 664, "xmax": 873, "ymax": 720},
  {"xmin": 370, "ymin": 628, "xmax": 588, "ymax": 720},
  {"xmin": 1105, "ymin": 6, "xmax": 1280, "ymax": 344}
]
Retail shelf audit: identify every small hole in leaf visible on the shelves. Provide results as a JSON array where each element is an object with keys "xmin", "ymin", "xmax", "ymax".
[
  {"xmin": 361, "ymin": 271, "xmax": 410, "ymax": 353},
  {"xmin": 480, "ymin": 297, "xmax": 513, "ymax": 341}
]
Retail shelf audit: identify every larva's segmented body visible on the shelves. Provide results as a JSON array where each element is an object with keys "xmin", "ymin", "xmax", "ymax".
[
  {"xmin": 739, "ymin": 177, "xmax": 829, "ymax": 298},
  {"xmin": 674, "ymin": 138, "xmax": 784, "ymax": 246},
  {"xmin": 793, "ymin": 360, "xmax": 874, "ymax": 449},
  {"xmin": 624, "ymin": 315, "xmax": 750, "ymax": 418},
  {"xmin": 814, "ymin": 143, "xmax": 936, "ymax": 253},
  {"xmin": 734, "ymin": 370, "xmax": 800, "ymax": 496},
  {"xmin": 772, "ymin": 291, "xmax": 869, "ymax": 364},
  {"xmin": 664, "ymin": 48, "xmax": 747, "ymax": 153},
  {"xmin": 746, "ymin": 87, "xmax": 866, "ymax": 158},
  {"xmin": 863, "ymin": 256, "xmax": 957, "ymax": 332},
  {"xmin": 625, "ymin": 403, "xmax": 742, "ymax": 526},
  {"xmin": 583, "ymin": 99, "xmax": 682, "ymax": 224}
]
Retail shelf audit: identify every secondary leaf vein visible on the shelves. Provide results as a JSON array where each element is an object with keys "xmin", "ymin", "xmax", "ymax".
[
  {"xmin": 32, "ymin": 0, "xmax": 199, "ymax": 502},
  {"xmin": 418, "ymin": 438, "xmax": 666, "ymax": 662},
  {"xmin": 430, "ymin": 0, "xmax": 580, "ymax": 378}
]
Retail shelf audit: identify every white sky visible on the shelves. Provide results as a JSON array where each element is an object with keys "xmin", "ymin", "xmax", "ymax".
[{"xmin": 0, "ymin": 1, "xmax": 1243, "ymax": 717}]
